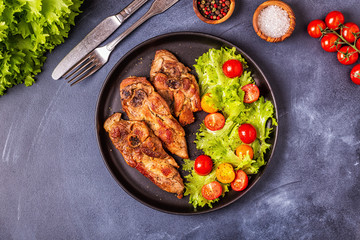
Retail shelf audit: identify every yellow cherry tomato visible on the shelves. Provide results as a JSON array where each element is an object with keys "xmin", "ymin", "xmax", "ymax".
[
  {"xmin": 201, "ymin": 93, "xmax": 218, "ymax": 113},
  {"xmin": 216, "ymin": 163, "xmax": 235, "ymax": 183},
  {"xmin": 235, "ymin": 145, "xmax": 254, "ymax": 159}
]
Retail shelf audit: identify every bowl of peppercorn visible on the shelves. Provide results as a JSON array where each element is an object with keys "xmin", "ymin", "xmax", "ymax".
[{"xmin": 193, "ymin": 0, "xmax": 235, "ymax": 24}]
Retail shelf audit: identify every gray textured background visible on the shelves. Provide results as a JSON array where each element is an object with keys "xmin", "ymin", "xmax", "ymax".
[{"xmin": 1, "ymin": 0, "xmax": 359, "ymax": 239}]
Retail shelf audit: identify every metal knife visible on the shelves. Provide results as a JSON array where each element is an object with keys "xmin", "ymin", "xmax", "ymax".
[{"xmin": 52, "ymin": 0, "xmax": 149, "ymax": 80}]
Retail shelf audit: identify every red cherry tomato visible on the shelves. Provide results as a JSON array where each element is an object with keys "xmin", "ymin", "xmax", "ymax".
[
  {"xmin": 337, "ymin": 46, "xmax": 359, "ymax": 65},
  {"xmin": 241, "ymin": 84, "xmax": 260, "ymax": 103},
  {"xmin": 201, "ymin": 181, "xmax": 223, "ymax": 200},
  {"xmin": 307, "ymin": 19, "xmax": 326, "ymax": 38},
  {"xmin": 204, "ymin": 113, "xmax": 225, "ymax": 131},
  {"xmin": 356, "ymin": 39, "xmax": 360, "ymax": 51},
  {"xmin": 341, "ymin": 22, "xmax": 360, "ymax": 43},
  {"xmin": 325, "ymin": 11, "xmax": 345, "ymax": 30},
  {"xmin": 238, "ymin": 123, "xmax": 257, "ymax": 144},
  {"xmin": 350, "ymin": 64, "xmax": 360, "ymax": 85},
  {"xmin": 321, "ymin": 33, "xmax": 341, "ymax": 52},
  {"xmin": 222, "ymin": 59, "xmax": 243, "ymax": 78},
  {"xmin": 194, "ymin": 155, "xmax": 213, "ymax": 176},
  {"xmin": 231, "ymin": 170, "xmax": 249, "ymax": 191}
]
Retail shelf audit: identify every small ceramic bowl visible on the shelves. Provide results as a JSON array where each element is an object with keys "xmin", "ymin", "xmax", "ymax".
[
  {"xmin": 253, "ymin": 0, "xmax": 296, "ymax": 42},
  {"xmin": 193, "ymin": 0, "xmax": 235, "ymax": 24}
]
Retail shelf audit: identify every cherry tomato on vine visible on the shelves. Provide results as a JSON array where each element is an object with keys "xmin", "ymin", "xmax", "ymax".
[
  {"xmin": 201, "ymin": 181, "xmax": 222, "ymax": 200},
  {"xmin": 235, "ymin": 145, "xmax": 254, "ymax": 159},
  {"xmin": 307, "ymin": 19, "xmax": 326, "ymax": 38},
  {"xmin": 325, "ymin": 11, "xmax": 345, "ymax": 30},
  {"xmin": 321, "ymin": 33, "xmax": 341, "ymax": 52},
  {"xmin": 350, "ymin": 64, "xmax": 360, "ymax": 85},
  {"xmin": 341, "ymin": 22, "xmax": 360, "ymax": 43},
  {"xmin": 231, "ymin": 170, "xmax": 249, "ymax": 192},
  {"xmin": 238, "ymin": 123, "xmax": 257, "ymax": 144},
  {"xmin": 241, "ymin": 84, "xmax": 260, "ymax": 103},
  {"xmin": 201, "ymin": 93, "xmax": 218, "ymax": 113},
  {"xmin": 356, "ymin": 39, "xmax": 360, "ymax": 51},
  {"xmin": 194, "ymin": 155, "xmax": 213, "ymax": 176},
  {"xmin": 337, "ymin": 46, "xmax": 359, "ymax": 65},
  {"xmin": 204, "ymin": 112, "xmax": 226, "ymax": 131},
  {"xmin": 222, "ymin": 59, "xmax": 243, "ymax": 78}
]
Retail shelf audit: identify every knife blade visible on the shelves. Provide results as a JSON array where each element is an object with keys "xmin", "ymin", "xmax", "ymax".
[{"xmin": 52, "ymin": 0, "xmax": 149, "ymax": 80}]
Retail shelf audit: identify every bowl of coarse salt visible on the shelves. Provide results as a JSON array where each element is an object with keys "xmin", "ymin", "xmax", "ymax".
[{"xmin": 253, "ymin": 0, "xmax": 295, "ymax": 42}]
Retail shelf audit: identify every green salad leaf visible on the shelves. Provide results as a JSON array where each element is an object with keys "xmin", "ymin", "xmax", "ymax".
[
  {"xmin": 0, "ymin": 0, "xmax": 83, "ymax": 95},
  {"xmin": 183, "ymin": 47, "xmax": 277, "ymax": 208}
]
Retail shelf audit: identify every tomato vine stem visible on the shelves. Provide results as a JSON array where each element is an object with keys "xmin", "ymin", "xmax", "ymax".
[
  {"xmin": 330, "ymin": 29, "xmax": 360, "ymax": 53},
  {"xmin": 320, "ymin": 24, "xmax": 360, "ymax": 54}
]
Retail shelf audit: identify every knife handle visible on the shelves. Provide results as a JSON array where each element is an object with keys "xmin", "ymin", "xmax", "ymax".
[{"xmin": 116, "ymin": 0, "xmax": 150, "ymax": 22}]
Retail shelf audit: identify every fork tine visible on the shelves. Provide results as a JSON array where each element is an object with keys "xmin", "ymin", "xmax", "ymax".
[
  {"xmin": 66, "ymin": 56, "xmax": 95, "ymax": 83},
  {"xmin": 70, "ymin": 64, "xmax": 102, "ymax": 86},
  {"xmin": 66, "ymin": 61, "xmax": 96, "ymax": 85},
  {"xmin": 63, "ymin": 53, "xmax": 93, "ymax": 78}
]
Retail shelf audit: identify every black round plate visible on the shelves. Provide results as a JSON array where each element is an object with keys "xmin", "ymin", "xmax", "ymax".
[{"xmin": 95, "ymin": 32, "xmax": 278, "ymax": 215}]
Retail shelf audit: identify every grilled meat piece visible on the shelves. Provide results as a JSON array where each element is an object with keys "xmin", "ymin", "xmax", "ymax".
[
  {"xmin": 104, "ymin": 113, "xmax": 184, "ymax": 198},
  {"xmin": 120, "ymin": 77, "xmax": 189, "ymax": 159},
  {"xmin": 150, "ymin": 50, "xmax": 202, "ymax": 126}
]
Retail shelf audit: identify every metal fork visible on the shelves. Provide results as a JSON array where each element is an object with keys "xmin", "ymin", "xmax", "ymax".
[{"xmin": 65, "ymin": 0, "xmax": 179, "ymax": 86}]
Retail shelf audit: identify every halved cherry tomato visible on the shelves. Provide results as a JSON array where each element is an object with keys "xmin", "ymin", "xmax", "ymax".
[
  {"xmin": 201, "ymin": 93, "xmax": 218, "ymax": 113},
  {"xmin": 201, "ymin": 181, "xmax": 222, "ymax": 200},
  {"xmin": 350, "ymin": 64, "xmax": 360, "ymax": 85},
  {"xmin": 241, "ymin": 84, "xmax": 260, "ymax": 103},
  {"xmin": 231, "ymin": 170, "xmax": 248, "ymax": 191},
  {"xmin": 307, "ymin": 19, "xmax": 326, "ymax": 38},
  {"xmin": 222, "ymin": 59, "xmax": 243, "ymax": 78},
  {"xmin": 235, "ymin": 145, "xmax": 254, "ymax": 159},
  {"xmin": 216, "ymin": 163, "xmax": 235, "ymax": 183},
  {"xmin": 337, "ymin": 46, "xmax": 359, "ymax": 65},
  {"xmin": 321, "ymin": 33, "xmax": 341, "ymax": 52},
  {"xmin": 325, "ymin": 11, "xmax": 345, "ymax": 30},
  {"xmin": 341, "ymin": 22, "xmax": 360, "ymax": 43},
  {"xmin": 238, "ymin": 123, "xmax": 257, "ymax": 144},
  {"xmin": 194, "ymin": 155, "xmax": 213, "ymax": 176},
  {"xmin": 204, "ymin": 113, "xmax": 225, "ymax": 131}
]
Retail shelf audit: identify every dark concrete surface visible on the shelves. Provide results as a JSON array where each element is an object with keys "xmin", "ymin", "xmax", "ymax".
[{"xmin": 1, "ymin": 0, "xmax": 359, "ymax": 239}]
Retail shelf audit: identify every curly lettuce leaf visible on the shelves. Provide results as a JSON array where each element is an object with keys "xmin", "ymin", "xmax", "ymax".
[
  {"xmin": 0, "ymin": 0, "xmax": 83, "ymax": 95},
  {"xmin": 183, "ymin": 159, "xmax": 235, "ymax": 208},
  {"xmin": 183, "ymin": 47, "xmax": 277, "ymax": 208}
]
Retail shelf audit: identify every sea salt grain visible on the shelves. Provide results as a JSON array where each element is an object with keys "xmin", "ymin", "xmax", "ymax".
[{"xmin": 258, "ymin": 5, "xmax": 290, "ymax": 38}]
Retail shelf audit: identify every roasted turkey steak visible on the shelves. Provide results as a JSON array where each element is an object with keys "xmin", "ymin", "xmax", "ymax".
[
  {"xmin": 150, "ymin": 50, "xmax": 202, "ymax": 126},
  {"xmin": 120, "ymin": 76, "xmax": 189, "ymax": 159},
  {"xmin": 104, "ymin": 113, "xmax": 184, "ymax": 198}
]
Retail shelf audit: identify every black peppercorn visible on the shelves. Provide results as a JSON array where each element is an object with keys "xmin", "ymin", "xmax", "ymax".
[{"xmin": 197, "ymin": 0, "xmax": 231, "ymax": 20}]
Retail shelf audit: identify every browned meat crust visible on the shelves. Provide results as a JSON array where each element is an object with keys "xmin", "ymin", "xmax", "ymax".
[
  {"xmin": 120, "ymin": 76, "xmax": 189, "ymax": 159},
  {"xmin": 104, "ymin": 113, "xmax": 184, "ymax": 198},
  {"xmin": 150, "ymin": 50, "xmax": 202, "ymax": 126}
]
